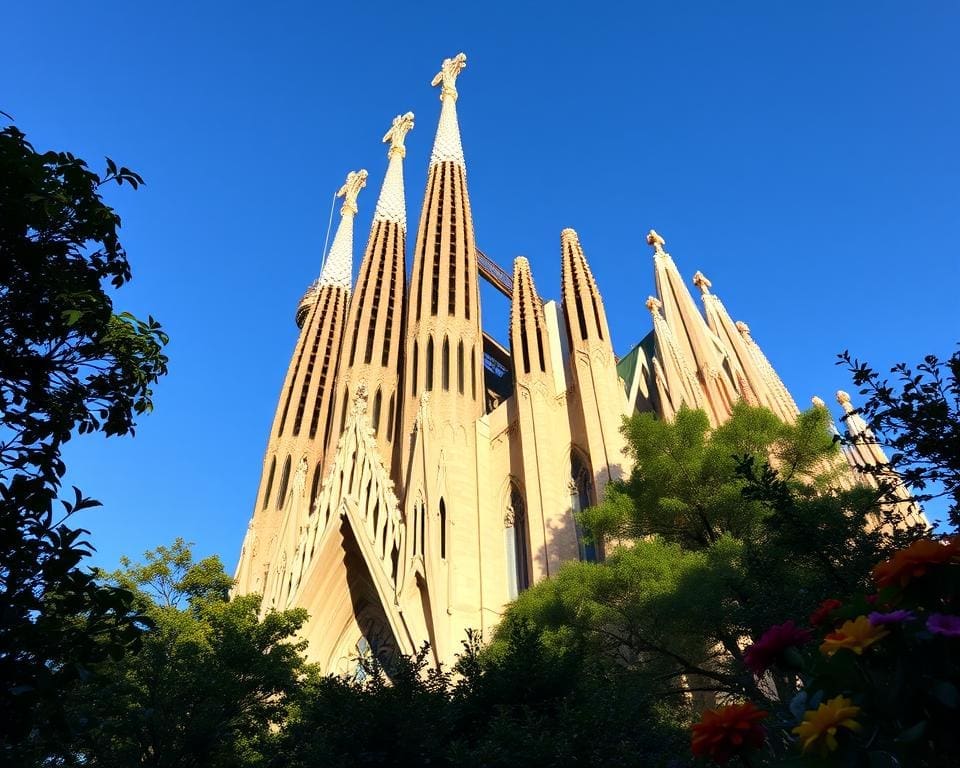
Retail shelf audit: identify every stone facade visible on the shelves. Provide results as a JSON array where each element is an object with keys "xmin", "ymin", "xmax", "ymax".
[{"xmin": 233, "ymin": 54, "xmax": 918, "ymax": 673}]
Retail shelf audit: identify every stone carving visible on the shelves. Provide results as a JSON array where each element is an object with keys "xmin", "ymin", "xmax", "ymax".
[
  {"xmin": 352, "ymin": 381, "xmax": 369, "ymax": 414},
  {"xmin": 503, "ymin": 500, "xmax": 515, "ymax": 528},
  {"xmin": 692, "ymin": 270, "xmax": 712, "ymax": 294},
  {"xmin": 383, "ymin": 112, "xmax": 415, "ymax": 158},
  {"xmin": 811, "ymin": 395, "xmax": 827, "ymax": 409},
  {"xmin": 646, "ymin": 295, "xmax": 663, "ymax": 315},
  {"xmin": 431, "ymin": 52, "xmax": 467, "ymax": 101},
  {"xmin": 646, "ymin": 229, "xmax": 666, "ymax": 254},
  {"xmin": 337, "ymin": 169, "xmax": 368, "ymax": 215},
  {"xmin": 836, "ymin": 390, "xmax": 855, "ymax": 413}
]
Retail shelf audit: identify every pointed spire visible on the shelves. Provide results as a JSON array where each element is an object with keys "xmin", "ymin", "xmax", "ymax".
[
  {"xmin": 645, "ymin": 295, "xmax": 708, "ymax": 415},
  {"xmin": 560, "ymin": 228, "xmax": 612, "ymax": 349},
  {"xmin": 510, "ymin": 257, "xmax": 553, "ymax": 381},
  {"xmin": 319, "ymin": 169, "xmax": 367, "ymax": 290},
  {"xmin": 374, "ymin": 112, "xmax": 414, "ymax": 228},
  {"xmin": 693, "ymin": 269, "xmax": 799, "ymax": 422},
  {"xmin": 735, "ymin": 320, "xmax": 800, "ymax": 419},
  {"xmin": 429, "ymin": 53, "xmax": 467, "ymax": 166},
  {"xmin": 647, "ymin": 230, "xmax": 737, "ymax": 425}
]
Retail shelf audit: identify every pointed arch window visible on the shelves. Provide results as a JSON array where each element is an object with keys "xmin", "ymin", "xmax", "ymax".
[
  {"xmin": 276, "ymin": 455, "xmax": 292, "ymax": 510},
  {"xmin": 309, "ymin": 461, "xmax": 323, "ymax": 515},
  {"xmin": 504, "ymin": 484, "xmax": 530, "ymax": 598},
  {"xmin": 372, "ymin": 388, "xmax": 382, "ymax": 437},
  {"xmin": 441, "ymin": 337, "xmax": 450, "ymax": 391},
  {"xmin": 471, "ymin": 345, "xmax": 477, "ymax": 400},
  {"xmin": 439, "ymin": 498, "xmax": 447, "ymax": 560},
  {"xmin": 426, "ymin": 337, "xmax": 434, "ymax": 391},
  {"xmin": 570, "ymin": 452, "xmax": 598, "ymax": 562},
  {"xmin": 411, "ymin": 341, "xmax": 419, "ymax": 396},
  {"xmin": 261, "ymin": 456, "xmax": 276, "ymax": 510},
  {"xmin": 386, "ymin": 393, "xmax": 395, "ymax": 442},
  {"xmin": 457, "ymin": 341, "xmax": 465, "ymax": 394}
]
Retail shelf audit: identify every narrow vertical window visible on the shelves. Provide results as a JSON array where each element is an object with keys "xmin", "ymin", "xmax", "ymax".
[
  {"xmin": 261, "ymin": 457, "xmax": 276, "ymax": 510},
  {"xmin": 504, "ymin": 484, "xmax": 530, "ymax": 598},
  {"xmin": 339, "ymin": 389, "xmax": 349, "ymax": 435},
  {"xmin": 471, "ymin": 346, "xmax": 477, "ymax": 400},
  {"xmin": 372, "ymin": 388, "xmax": 382, "ymax": 437},
  {"xmin": 426, "ymin": 337, "xmax": 434, "ymax": 391},
  {"xmin": 420, "ymin": 503, "xmax": 426, "ymax": 556},
  {"xmin": 457, "ymin": 341, "xmax": 464, "ymax": 394},
  {"xmin": 439, "ymin": 498, "xmax": 447, "ymax": 560},
  {"xmin": 441, "ymin": 337, "xmax": 450, "ymax": 391},
  {"xmin": 386, "ymin": 394, "xmax": 395, "ymax": 442},
  {"xmin": 411, "ymin": 342, "xmax": 419, "ymax": 397},
  {"xmin": 275, "ymin": 455, "xmax": 292, "ymax": 510},
  {"xmin": 309, "ymin": 461, "xmax": 323, "ymax": 515}
]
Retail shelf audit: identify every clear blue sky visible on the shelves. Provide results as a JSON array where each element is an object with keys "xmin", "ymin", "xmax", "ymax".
[{"xmin": 6, "ymin": 2, "xmax": 958, "ymax": 570}]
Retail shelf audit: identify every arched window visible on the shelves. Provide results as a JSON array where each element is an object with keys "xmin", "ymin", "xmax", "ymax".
[
  {"xmin": 426, "ymin": 337, "xmax": 434, "ymax": 391},
  {"xmin": 372, "ymin": 388, "xmax": 382, "ymax": 437},
  {"xmin": 504, "ymin": 484, "xmax": 530, "ymax": 598},
  {"xmin": 386, "ymin": 394, "xmax": 395, "ymax": 442},
  {"xmin": 261, "ymin": 456, "xmax": 276, "ymax": 510},
  {"xmin": 276, "ymin": 455, "xmax": 292, "ymax": 510},
  {"xmin": 309, "ymin": 461, "xmax": 323, "ymax": 515},
  {"xmin": 571, "ymin": 451, "xmax": 598, "ymax": 561},
  {"xmin": 471, "ymin": 345, "xmax": 477, "ymax": 400},
  {"xmin": 439, "ymin": 498, "xmax": 447, "ymax": 560},
  {"xmin": 457, "ymin": 341, "xmax": 464, "ymax": 394},
  {"xmin": 411, "ymin": 341, "xmax": 418, "ymax": 397},
  {"xmin": 441, "ymin": 337, "xmax": 450, "ymax": 391}
]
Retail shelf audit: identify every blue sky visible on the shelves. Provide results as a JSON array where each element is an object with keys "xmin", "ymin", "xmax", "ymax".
[{"xmin": 5, "ymin": 2, "xmax": 957, "ymax": 570}]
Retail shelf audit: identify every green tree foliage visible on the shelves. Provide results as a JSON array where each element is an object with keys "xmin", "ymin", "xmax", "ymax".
[
  {"xmin": 0, "ymin": 121, "xmax": 169, "ymax": 754},
  {"xmin": 272, "ymin": 624, "xmax": 687, "ymax": 768},
  {"xmin": 42, "ymin": 540, "xmax": 308, "ymax": 768},
  {"xmin": 497, "ymin": 403, "xmax": 924, "ymax": 712},
  {"xmin": 839, "ymin": 347, "xmax": 960, "ymax": 528}
]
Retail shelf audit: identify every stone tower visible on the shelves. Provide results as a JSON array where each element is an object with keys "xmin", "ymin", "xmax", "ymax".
[{"xmin": 233, "ymin": 53, "xmax": 920, "ymax": 675}]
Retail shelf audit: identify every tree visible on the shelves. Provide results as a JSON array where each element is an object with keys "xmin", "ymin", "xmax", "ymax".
[
  {"xmin": 839, "ymin": 346, "xmax": 960, "ymax": 528},
  {"xmin": 43, "ymin": 540, "xmax": 308, "ymax": 768},
  {"xmin": 496, "ymin": 403, "xmax": 923, "ymax": 713},
  {"xmin": 0, "ymin": 121, "xmax": 168, "ymax": 754}
]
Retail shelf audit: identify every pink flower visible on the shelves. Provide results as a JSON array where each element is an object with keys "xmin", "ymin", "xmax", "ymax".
[
  {"xmin": 744, "ymin": 620, "xmax": 812, "ymax": 677},
  {"xmin": 868, "ymin": 610, "xmax": 915, "ymax": 626},
  {"xmin": 927, "ymin": 614, "xmax": 960, "ymax": 638}
]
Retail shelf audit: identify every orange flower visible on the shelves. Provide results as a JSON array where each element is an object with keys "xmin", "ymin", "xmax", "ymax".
[
  {"xmin": 872, "ymin": 536, "xmax": 960, "ymax": 589},
  {"xmin": 820, "ymin": 615, "xmax": 889, "ymax": 656},
  {"xmin": 792, "ymin": 695, "xmax": 862, "ymax": 756},
  {"xmin": 691, "ymin": 701, "xmax": 768, "ymax": 764}
]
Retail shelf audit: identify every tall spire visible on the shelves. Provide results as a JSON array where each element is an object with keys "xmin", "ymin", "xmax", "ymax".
[
  {"xmin": 235, "ymin": 169, "xmax": 366, "ymax": 598},
  {"xmin": 691, "ymin": 269, "xmax": 802, "ymax": 421},
  {"xmin": 329, "ymin": 115, "xmax": 413, "ymax": 478},
  {"xmin": 735, "ymin": 320, "xmax": 800, "ymax": 419},
  {"xmin": 645, "ymin": 295, "xmax": 708, "ymax": 416},
  {"xmin": 401, "ymin": 51, "xmax": 483, "ymax": 463},
  {"xmin": 319, "ymin": 170, "xmax": 368, "ymax": 290},
  {"xmin": 510, "ymin": 257, "xmax": 553, "ymax": 383},
  {"xmin": 429, "ymin": 53, "xmax": 467, "ymax": 165},
  {"xmin": 647, "ymin": 230, "xmax": 737, "ymax": 426},
  {"xmin": 560, "ymin": 228, "xmax": 612, "ymax": 350}
]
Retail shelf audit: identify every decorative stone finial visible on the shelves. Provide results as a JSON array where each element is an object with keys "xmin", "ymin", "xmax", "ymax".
[
  {"xmin": 811, "ymin": 396, "xmax": 826, "ymax": 408},
  {"xmin": 836, "ymin": 390, "xmax": 855, "ymax": 413},
  {"xmin": 337, "ymin": 169, "xmax": 368, "ymax": 215},
  {"xmin": 646, "ymin": 295, "xmax": 663, "ymax": 315},
  {"xmin": 431, "ymin": 52, "xmax": 467, "ymax": 101},
  {"xmin": 735, "ymin": 320, "xmax": 751, "ymax": 337},
  {"xmin": 692, "ymin": 270, "xmax": 712, "ymax": 295},
  {"xmin": 383, "ymin": 112, "xmax": 415, "ymax": 159},
  {"xmin": 646, "ymin": 230, "xmax": 666, "ymax": 254}
]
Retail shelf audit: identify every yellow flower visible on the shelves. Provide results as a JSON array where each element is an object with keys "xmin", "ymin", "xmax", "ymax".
[
  {"xmin": 820, "ymin": 615, "xmax": 889, "ymax": 656},
  {"xmin": 793, "ymin": 695, "xmax": 862, "ymax": 756}
]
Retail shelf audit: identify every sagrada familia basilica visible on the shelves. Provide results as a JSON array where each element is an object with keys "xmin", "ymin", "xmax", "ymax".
[{"xmin": 234, "ymin": 54, "xmax": 915, "ymax": 674}]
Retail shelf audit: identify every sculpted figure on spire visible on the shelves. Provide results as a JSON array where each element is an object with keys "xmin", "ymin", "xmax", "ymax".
[
  {"xmin": 337, "ymin": 169, "xmax": 368, "ymax": 215},
  {"xmin": 692, "ymin": 270, "xmax": 712, "ymax": 294},
  {"xmin": 647, "ymin": 229, "xmax": 666, "ymax": 254},
  {"xmin": 431, "ymin": 52, "xmax": 467, "ymax": 101},
  {"xmin": 383, "ymin": 112, "xmax": 415, "ymax": 158}
]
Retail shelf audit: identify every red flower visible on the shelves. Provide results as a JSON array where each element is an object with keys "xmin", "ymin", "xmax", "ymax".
[
  {"xmin": 743, "ymin": 620, "xmax": 812, "ymax": 676},
  {"xmin": 691, "ymin": 701, "xmax": 768, "ymax": 764},
  {"xmin": 810, "ymin": 599, "xmax": 843, "ymax": 627}
]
